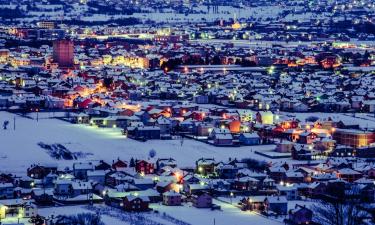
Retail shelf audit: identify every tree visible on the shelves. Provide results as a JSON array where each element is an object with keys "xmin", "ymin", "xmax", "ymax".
[
  {"xmin": 129, "ymin": 158, "xmax": 135, "ymax": 167},
  {"xmin": 149, "ymin": 149, "xmax": 156, "ymax": 158},
  {"xmin": 312, "ymin": 187, "xmax": 370, "ymax": 225},
  {"xmin": 29, "ymin": 215, "xmax": 45, "ymax": 225},
  {"xmin": 3, "ymin": 120, "xmax": 9, "ymax": 130},
  {"xmin": 52, "ymin": 213, "xmax": 104, "ymax": 225}
]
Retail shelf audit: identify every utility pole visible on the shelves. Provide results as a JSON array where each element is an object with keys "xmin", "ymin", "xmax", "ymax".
[{"xmin": 13, "ymin": 116, "xmax": 16, "ymax": 130}]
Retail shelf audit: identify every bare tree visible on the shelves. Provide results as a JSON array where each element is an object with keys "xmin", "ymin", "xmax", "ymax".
[{"xmin": 312, "ymin": 185, "xmax": 370, "ymax": 225}]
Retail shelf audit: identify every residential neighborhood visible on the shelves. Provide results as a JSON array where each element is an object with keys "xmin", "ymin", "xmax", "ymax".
[{"xmin": 0, "ymin": 0, "xmax": 375, "ymax": 225}]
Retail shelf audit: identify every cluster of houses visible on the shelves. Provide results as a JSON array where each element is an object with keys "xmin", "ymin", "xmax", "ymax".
[
  {"xmin": 0, "ymin": 154, "xmax": 374, "ymax": 224},
  {"xmin": 1, "ymin": 35, "xmax": 375, "ymax": 113},
  {"xmin": 0, "ymin": 1, "xmax": 375, "ymax": 116},
  {"xmin": 67, "ymin": 105, "xmax": 375, "ymax": 162}
]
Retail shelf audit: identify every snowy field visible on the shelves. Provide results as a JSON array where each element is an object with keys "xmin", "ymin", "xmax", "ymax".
[
  {"xmin": 0, "ymin": 111, "xmax": 276, "ymax": 174},
  {"xmin": 151, "ymin": 200, "xmax": 282, "ymax": 225},
  {"xmin": 35, "ymin": 200, "xmax": 283, "ymax": 225}
]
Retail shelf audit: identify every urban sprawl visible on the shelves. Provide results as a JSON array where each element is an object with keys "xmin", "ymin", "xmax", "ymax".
[{"xmin": 0, "ymin": 0, "xmax": 375, "ymax": 225}]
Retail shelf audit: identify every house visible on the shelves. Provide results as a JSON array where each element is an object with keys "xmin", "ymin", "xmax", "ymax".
[
  {"xmin": 27, "ymin": 165, "xmax": 50, "ymax": 179},
  {"xmin": 157, "ymin": 117, "xmax": 172, "ymax": 139},
  {"xmin": 256, "ymin": 111, "xmax": 274, "ymax": 124},
  {"xmin": 162, "ymin": 190, "xmax": 182, "ymax": 206},
  {"xmin": 287, "ymin": 204, "xmax": 314, "ymax": 225},
  {"xmin": 23, "ymin": 202, "xmax": 38, "ymax": 218},
  {"xmin": 182, "ymin": 173, "xmax": 201, "ymax": 183},
  {"xmin": 209, "ymin": 128, "xmax": 230, "ymax": 139},
  {"xmin": 269, "ymin": 167, "xmax": 287, "ymax": 183},
  {"xmin": 243, "ymin": 196, "xmax": 267, "ymax": 211},
  {"xmin": 105, "ymin": 171, "xmax": 134, "ymax": 187},
  {"xmin": 196, "ymin": 158, "xmax": 216, "ymax": 176},
  {"xmin": 194, "ymin": 95, "xmax": 209, "ymax": 104},
  {"xmin": 0, "ymin": 199, "xmax": 34, "ymax": 220},
  {"xmin": 73, "ymin": 113, "xmax": 90, "ymax": 124},
  {"xmin": 298, "ymin": 132, "xmax": 317, "ymax": 144},
  {"xmin": 115, "ymin": 183, "xmax": 140, "ymax": 193},
  {"xmin": 123, "ymin": 195, "xmax": 150, "ymax": 212},
  {"xmin": 137, "ymin": 189, "xmax": 162, "ymax": 203},
  {"xmin": 31, "ymin": 189, "xmax": 54, "ymax": 206},
  {"xmin": 18, "ymin": 176, "xmax": 33, "ymax": 189},
  {"xmin": 332, "ymin": 129, "xmax": 375, "ymax": 148},
  {"xmin": 196, "ymin": 123, "xmax": 215, "ymax": 136},
  {"xmin": 285, "ymin": 172, "xmax": 304, "ymax": 184},
  {"xmin": 43, "ymin": 173, "xmax": 58, "ymax": 188},
  {"xmin": 213, "ymin": 133, "xmax": 233, "ymax": 146},
  {"xmin": 183, "ymin": 183, "xmax": 210, "ymax": 195},
  {"xmin": 54, "ymin": 179, "xmax": 72, "ymax": 196},
  {"xmin": 276, "ymin": 184, "xmax": 298, "ymax": 200},
  {"xmin": 73, "ymin": 162, "xmax": 94, "ymax": 180},
  {"xmin": 87, "ymin": 170, "xmax": 106, "ymax": 185},
  {"xmin": 239, "ymin": 132, "xmax": 261, "ymax": 145},
  {"xmin": 307, "ymin": 182, "xmax": 327, "ymax": 197},
  {"xmin": 291, "ymin": 145, "xmax": 313, "ymax": 160},
  {"xmin": 336, "ymin": 168, "xmax": 362, "ymax": 182},
  {"xmin": 135, "ymin": 160, "xmax": 155, "ymax": 175},
  {"xmin": 233, "ymin": 177, "xmax": 259, "ymax": 191},
  {"xmin": 156, "ymin": 158, "xmax": 177, "ymax": 171},
  {"xmin": 216, "ymin": 164, "xmax": 238, "ymax": 179},
  {"xmin": 112, "ymin": 159, "xmax": 128, "ymax": 170},
  {"xmin": 156, "ymin": 181, "xmax": 174, "ymax": 193},
  {"xmin": 275, "ymin": 140, "xmax": 294, "ymax": 153},
  {"xmin": 192, "ymin": 192, "xmax": 212, "ymax": 208},
  {"xmin": 133, "ymin": 126, "xmax": 161, "ymax": 140},
  {"xmin": 265, "ymin": 196, "xmax": 288, "ymax": 215},
  {"xmin": 95, "ymin": 160, "xmax": 112, "ymax": 170},
  {"xmin": 132, "ymin": 178, "xmax": 155, "ymax": 191},
  {"xmin": 211, "ymin": 180, "xmax": 231, "ymax": 193},
  {"xmin": 71, "ymin": 181, "xmax": 92, "ymax": 197}
]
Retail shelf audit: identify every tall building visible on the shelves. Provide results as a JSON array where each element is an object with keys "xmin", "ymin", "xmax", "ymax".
[
  {"xmin": 37, "ymin": 21, "xmax": 55, "ymax": 29},
  {"xmin": 53, "ymin": 40, "xmax": 74, "ymax": 68}
]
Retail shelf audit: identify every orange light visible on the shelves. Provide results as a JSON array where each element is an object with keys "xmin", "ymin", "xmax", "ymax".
[{"xmin": 174, "ymin": 172, "xmax": 181, "ymax": 182}]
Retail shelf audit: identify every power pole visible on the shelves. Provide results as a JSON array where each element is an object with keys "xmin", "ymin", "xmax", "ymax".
[{"xmin": 13, "ymin": 116, "xmax": 16, "ymax": 130}]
